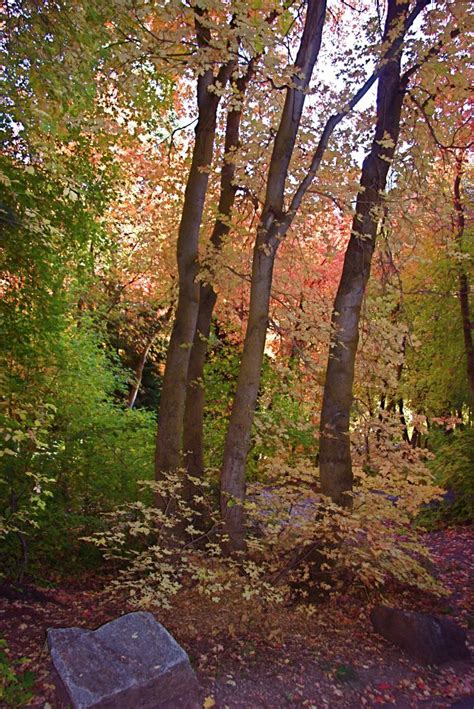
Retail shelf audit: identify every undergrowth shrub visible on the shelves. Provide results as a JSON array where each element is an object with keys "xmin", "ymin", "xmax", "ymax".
[
  {"xmin": 0, "ymin": 326, "xmax": 156, "ymax": 579},
  {"xmin": 0, "ymin": 639, "xmax": 35, "ymax": 708},
  {"xmin": 426, "ymin": 426, "xmax": 474, "ymax": 524},
  {"xmin": 0, "ymin": 404, "xmax": 57, "ymax": 579},
  {"xmin": 83, "ymin": 473, "xmax": 285, "ymax": 609},
  {"xmin": 85, "ymin": 418, "xmax": 446, "ymax": 611},
  {"xmin": 246, "ymin": 433, "xmax": 445, "ymax": 599}
]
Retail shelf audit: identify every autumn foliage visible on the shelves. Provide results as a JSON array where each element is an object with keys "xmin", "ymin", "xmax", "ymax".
[{"xmin": 0, "ymin": 0, "xmax": 472, "ymax": 613}]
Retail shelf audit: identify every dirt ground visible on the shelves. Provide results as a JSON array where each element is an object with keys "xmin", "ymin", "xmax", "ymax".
[{"xmin": 1, "ymin": 527, "xmax": 473, "ymax": 708}]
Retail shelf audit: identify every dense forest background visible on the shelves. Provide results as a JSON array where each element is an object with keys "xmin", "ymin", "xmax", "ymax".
[{"xmin": 0, "ymin": 0, "xmax": 472, "ymax": 611}]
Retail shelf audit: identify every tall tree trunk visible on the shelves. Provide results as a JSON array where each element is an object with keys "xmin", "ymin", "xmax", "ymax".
[
  {"xmin": 154, "ymin": 13, "xmax": 234, "ymax": 487},
  {"xmin": 453, "ymin": 152, "xmax": 474, "ymax": 401},
  {"xmin": 319, "ymin": 0, "xmax": 409, "ymax": 505},
  {"xmin": 220, "ymin": 0, "xmax": 327, "ymax": 551},
  {"xmin": 183, "ymin": 68, "xmax": 254, "ymax": 486},
  {"xmin": 218, "ymin": 0, "xmax": 431, "ymax": 550}
]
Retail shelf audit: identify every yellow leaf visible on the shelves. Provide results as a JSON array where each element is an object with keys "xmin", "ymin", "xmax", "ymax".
[{"xmin": 203, "ymin": 697, "xmax": 215, "ymax": 709}]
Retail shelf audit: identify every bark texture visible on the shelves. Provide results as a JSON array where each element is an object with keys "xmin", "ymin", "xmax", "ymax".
[
  {"xmin": 453, "ymin": 152, "xmax": 474, "ymax": 401},
  {"xmin": 319, "ymin": 0, "xmax": 409, "ymax": 505},
  {"xmin": 155, "ymin": 13, "xmax": 234, "ymax": 485},
  {"xmin": 183, "ymin": 69, "xmax": 253, "ymax": 485},
  {"xmin": 220, "ymin": 0, "xmax": 327, "ymax": 551}
]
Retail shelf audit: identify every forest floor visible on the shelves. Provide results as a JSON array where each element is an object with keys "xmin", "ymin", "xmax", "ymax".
[{"xmin": 0, "ymin": 526, "xmax": 473, "ymax": 708}]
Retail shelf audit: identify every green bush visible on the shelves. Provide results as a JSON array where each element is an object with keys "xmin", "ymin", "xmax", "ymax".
[
  {"xmin": 0, "ymin": 325, "xmax": 156, "ymax": 578},
  {"xmin": 0, "ymin": 639, "xmax": 35, "ymax": 708},
  {"xmin": 203, "ymin": 339, "xmax": 316, "ymax": 482},
  {"xmin": 428, "ymin": 427, "xmax": 474, "ymax": 523}
]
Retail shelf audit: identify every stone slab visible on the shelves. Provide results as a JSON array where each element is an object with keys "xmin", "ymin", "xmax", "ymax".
[
  {"xmin": 48, "ymin": 611, "xmax": 201, "ymax": 708},
  {"xmin": 371, "ymin": 605, "xmax": 471, "ymax": 665}
]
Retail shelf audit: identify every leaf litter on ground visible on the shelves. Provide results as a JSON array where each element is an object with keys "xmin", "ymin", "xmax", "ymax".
[{"xmin": 0, "ymin": 527, "xmax": 472, "ymax": 708}]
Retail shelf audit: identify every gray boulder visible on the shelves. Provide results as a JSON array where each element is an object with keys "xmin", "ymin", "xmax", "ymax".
[
  {"xmin": 48, "ymin": 611, "xmax": 201, "ymax": 708},
  {"xmin": 371, "ymin": 605, "xmax": 471, "ymax": 665}
]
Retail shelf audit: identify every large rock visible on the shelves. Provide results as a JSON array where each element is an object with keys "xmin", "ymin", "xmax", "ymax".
[
  {"xmin": 48, "ymin": 611, "xmax": 201, "ymax": 708},
  {"xmin": 371, "ymin": 605, "xmax": 471, "ymax": 665}
]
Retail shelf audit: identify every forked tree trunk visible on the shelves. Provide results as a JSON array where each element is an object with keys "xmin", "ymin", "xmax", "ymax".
[
  {"xmin": 183, "ymin": 70, "xmax": 253, "ymax": 486},
  {"xmin": 154, "ymin": 13, "xmax": 234, "ymax": 487},
  {"xmin": 319, "ymin": 0, "xmax": 409, "ymax": 505},
  {"xmin": 218, "ymin": 0, "xmax": 431, "ymax": 550},
  {"xmin": 220, "ymin": 0, "xmax": 327, "ymax": 551},
  {"xmin": 453, "ymin": 152, "xmax": 474, "ymax": 402}
]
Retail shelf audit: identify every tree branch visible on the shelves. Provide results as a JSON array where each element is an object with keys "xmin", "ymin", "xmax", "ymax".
[{"xmin": 281, "ymin": 0, "xmax": 432, "ymax": 233}]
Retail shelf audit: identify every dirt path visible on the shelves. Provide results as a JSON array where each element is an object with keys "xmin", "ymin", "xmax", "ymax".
[{"xmin": 0, "ymin": 528, "xmax": 472, "ymax": 708}]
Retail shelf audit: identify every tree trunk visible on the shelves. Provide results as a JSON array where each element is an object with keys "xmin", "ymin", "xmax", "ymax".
[
  {"xmin": 399, "ymin": 398, "xmax": 410, "ymax": 443},
  {"xmin": 183, "ymin": 70, "xmax": 253, "ymax": 485},
  {"xmin": 128, "ymin": 339, "xmax": 153, "ymax": 409},
  {"xmin": 453, "ymin": 152, "xmax": 474, "ymax": 402},
  {"xmin": 217, "ymin": 0, "xmax": 431, "ymax": 548},
  {"xmin": 220, "ymin": 236, "xmax": 278, "ymax": 549},
  {"xmin": 154, "ymin": 14, "xmax": 234, "ymax": 487},
  {"xmin": 411, "ymin": 426, "xmax": 421, "ymax": 448},
  {"xmin": 319, "ymin": 0, "xmax": 409, "ymax": 505},
  {"xmin": 220, "ymin": 0, "xmax": 327, "ymax": 551}
]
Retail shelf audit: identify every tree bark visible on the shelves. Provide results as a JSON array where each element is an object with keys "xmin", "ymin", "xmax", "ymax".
[
  {"xmin": 183, "ymin": 69, "xmax": 254, "ymax": 486},
  {"xmin": 319, "ymin": 0, "xmax": 409, "ymax": 505},
  {"xmin": 220, "ymin": 0, "xmax": 327, "ymax": 551},
  {"xmin": 453, "ymin": 152, "xmax": 474, "ymax": 402},
  {"xmin": 154, "ymin": 12, "xmax": 234, "ymax": 486}
]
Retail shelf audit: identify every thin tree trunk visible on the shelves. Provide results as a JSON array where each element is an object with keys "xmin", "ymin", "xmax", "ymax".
[
  {"xmin": 220, "ymin": 0, "xmax": 327, "ymax": 551},
  {"xmin": 319, "ymin": 0, "xmax": 409, "ymax": 505},
  {"xmin": 128, "ymin": 339, "xmax": 153, "ymax": 409},
  {"xmin": 399, "ymin": 398, "xmax": 410, "ymax": 443},
  {"xmin": 129, "ymin": 307, "xmax": 172, "ymax": 409},
  {"xmin": 220, "ymin": 239, "xmax": 277, "ymax": 549},
  {"xmin": 453, "ymin": 152, "xmax": 474, "ymax": 401},
  {"xmin": 381, "ymin": 332, "xmax": 410, "ymax": 442},
  {"xmin": 10, "ymin": 492, "xmax": 28, "ymax": 583},
  {"xmin": 183, "ymin": 68, "xmax": 254, "ymax": 486},
  {"xmin": 154, "ymin": 13, "xmax": 234, "ymax": 488},
  {"xmin": 411, "ymin": 426, "xmax": 421, "ymax": 448}
]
